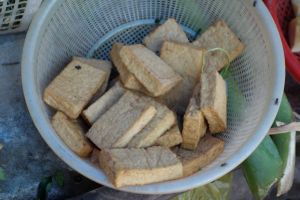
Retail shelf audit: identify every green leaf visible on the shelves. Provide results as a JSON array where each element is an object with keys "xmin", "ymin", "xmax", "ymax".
[
  {"xmin": 173, "ymin": 173, "xmax": 233, "ymax": 200},
  {"xmin": 271, "ymin": 94, "xmax": 293, "ymax": 165},
  {"xmin": 36, "ymin": 171, "xmax": 64, "ymax": 200},
  {"xmin": 271, "ymin": 94, "xmax": 295, "ymax": 196},
  {"xmin": 242, "ymin": 136, "xmax": 283, "ymax": 200},
  {"xmin": 53, "ymin": 171, "xmax": 64, "ymax": 187},
  {"xmin": 36, "ymin": 176, "xmax": 52, "ymax": 200},
  {"xmin": 0, "ymin": 167, "xmax": 5, "ymax": 181}
]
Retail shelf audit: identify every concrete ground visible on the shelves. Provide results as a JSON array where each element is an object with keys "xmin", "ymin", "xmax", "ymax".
[{"xmin": 0, "ymin": 32, "xmax": 299, "ymax": 200}]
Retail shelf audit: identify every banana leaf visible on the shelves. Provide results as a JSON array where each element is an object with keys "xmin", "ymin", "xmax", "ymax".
[
  {"xmin": 173, "ymin": 173, "xmax": 233, "ymax": 200},
  {"xmin": 271, "ymin": 94, "xmax": 295, "ymax": 196},
  {"xmin": 242, "ymin": 136, "xmax": 283, "ymax": 200}
]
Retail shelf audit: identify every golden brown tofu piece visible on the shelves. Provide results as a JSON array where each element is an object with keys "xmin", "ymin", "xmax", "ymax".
[
  {"xmin": 160, "ymin": 41, "xmax": 205, "ymax": 114},
  {"xmin": 51, "ymin": 112, "xmax": 93, "ymax": 157},
  {"xmin": 110, "ymin": 43, "xmax": 147, "ymax": 92},
  {"xmin": 128, "ymin": 101, "xmax": 176, "ymax": 148},
  {"xmin": 120, "ymin": 44, "xmax": 182, "ymax": 97},
  {"xmin": 99, "ymin": 146, "xmax": 183, "ymax": 188},
  {"xmin": 193, "ymin": 20, "xmax": 245, "ymax": 73},
  {"xmin": 44, "ymin": 59, "xmax": 107, "ymax": 119},
  {"xmin": 86, "ymin": 91, "xmax": 157, "ymax": 149},
  {"xmin": 143, "ymin": 18, "xmax": 189, "ymax": 52},
  {"xmin": 73, "ymin": 57, "xmax": 112, "ymax": 100},
  {"xmin": 174, "ymin": 134, "xmax": 224, "ymax": 177},
  {"xmin": 155, "ymin": 125, "xmax": 183, "ymax": 148},
  {"xmin": 82, "ymin": 81, "xmax": 125, "ymax": 125},
  {"xmin": 201, "ymin": 72, "xmax": 227, "ymax": 133}
]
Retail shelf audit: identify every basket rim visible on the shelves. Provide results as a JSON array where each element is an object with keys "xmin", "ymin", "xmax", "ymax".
[
  {"xmin": 21, "ymin": 0, "xmax": 285, "ymax": 194},
  {"xmin": 264, "ymin": 0, "xmax": 300, "ymax": 83}
]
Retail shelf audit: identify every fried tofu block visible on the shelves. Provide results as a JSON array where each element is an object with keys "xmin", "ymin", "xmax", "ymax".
[
  {"xmin": 289, "ymin": 17, "xmax": 300, "ymax": 53},
  {"xmin": 51, "ymin": 112, "xmax": 93, "ymax": 157},
  {"xmin": 160, "ymin": 41, "xmax": 205, "ymax": 114},
  {"xmin": 82, "ymin": 82, "xmax": 125, "ymax": 124},
  {"xmin": 44, "ymin": 59, "xmax": 106, "ymax": 119},
  {"xmin": 99, "ymin": 146, "xmax": 183, "ymax": 188},
  {"xmin": 193, "ymin": 20, "xmax": 245, "ymax": 73},
  {"xmin": 120, "ymin": 44, "xmax": 182, "ymax": 97},
  {"xmin": 87, "ymin": 91, "xmax": 157, "ymax": 149},
  {"xmin": 143, "ymin": 18, "xmax": 189, "ymax": 52},
  {"xmin": 201, "ymin": 72, "xmax": 227, "ymax": 133},
  {"xmin": 181, "ymin": 85, "xmax": 207, "ymax": 150},
  {"xmin": 292, "ymin": 0, "xmax": 300, "ymax": 16},
  {"xmin": 155, "ymin": 125, "xmax": 183, "ymax": 148},
  {"xmin": 128, "ymin": 101, "xmax": 176, "ymax": 148},
  {"xmin": 174, "ymin": 134, "xmax": 224, "ymax": 177},
  {"xmin": 73, "ymin": 57, "xmax": 112, "ymax": 99},
  {"xmin": 110, "ymin": 43, "xmax": 146, "ymax": 92}
]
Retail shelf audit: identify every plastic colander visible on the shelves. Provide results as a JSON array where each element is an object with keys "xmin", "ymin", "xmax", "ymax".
[{"xmin": 22, "ymin": 0, "xmax": 285, "ymax": 194}]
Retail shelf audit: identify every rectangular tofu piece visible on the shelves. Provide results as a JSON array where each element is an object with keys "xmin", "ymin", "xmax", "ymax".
[
  {"xmin": 174, "ymin": 134, "xmax": 224, "ymax": 177},
  {"xmin": 292, "ymin": 0, "xmax": 300, "ymax": 16},
  {"xmin": 44, "ymin": 59, "xmax": 107, "ymax": 119},
  {"xmin": 87, "ymin": 91, "xmax": 157, "ymax": 149},
  {"xmin": 160, "ymin": 41, "xmax": 205, "ymax": 114},
  {"xmin": 120, "ymin": 44, "xmax": 182, "ymax": 97},
  {"xmin": 110, "ymin": 43, "xmax": 147, "ymax": 92},
  {"xmin": 193, "ymin": 20, "xmax": 245, "ymax": 73},
  {"xmin": 73, "ymin": 57, "xmax": 112, "ymax": 99},
  {"xmin": 143, "ymin": 18, "xmax": 189, "ymax": 52},
  {"xmin": 99, "ymin": 146, "xmax": 183, "ymax": 188},
  {"xmin": 201, "ymin": 72, "xmax": 227, "ymax": 133},
  {"xmin": 155, "ymin": 125, "xmax": 183, "ymax": 148},
  {"xmin": 289, "ymin": 17, "xmax": 300, "ymax": 53},
  {"xmin": 182, "ymin": 90, "xmax": 207, "ymax": 150},
  {"xmin": 82, "ymin": 82, "xmax": 125, "ymax": 124},
  {"xmin": 51, "ymin": 112, "xmax": 93, "ymax": 157},
  {"xmin": 128, "ymin": 100, "xmax": 176, "ymax": 148}
]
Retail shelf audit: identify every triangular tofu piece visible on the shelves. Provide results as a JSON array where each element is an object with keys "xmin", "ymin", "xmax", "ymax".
[
  {"xmin": 181, "ymin": 88, "xmax": 207, "ymax": 150},
  {"xmin": 52, "ymin": 112, "xmax": 93, "ymax": 157},
  {"xmin": 99, "ymin": 146, "xmax": 183, "ymax": 188},
  {"xmin": 120, "ymin": 44, "xmax": 182, "ymax": 97},
  {"xmin": 44, "ymin": 59, "xmax": 107, "ymax": 119},
  {"xmin": 160, "ymin": 41, "xmax": 205, "ymax": 114},
  {"xmin": 87, "ymin": 91, "xmax": 157, "ymax": 149},
  {"xmin": 174, "ymin": 134, "xmax": 224, "ymax": 177},
  {"xmin": 155, "ymin": 125, "xmax": 183, "ymax": 148},
  {"xmin": 82, "ymin": 81, "xmax": 125, "ymax": 124},
  {"xmin": 143, "ymin": 18, "xmax": 189, "ymax": 52},
  {"xmin": 201, "ymin": 72, "xmax": 227, "ymax": 133},
  {"xmin": 193, "ymin": 20, "xmax": 245, "ymax": 73}
]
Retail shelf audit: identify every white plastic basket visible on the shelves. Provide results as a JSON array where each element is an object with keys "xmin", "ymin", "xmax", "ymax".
[
  {"xmin": 0, "ymin": 0, "xmax": 41, "ymax": 34},
  {"xmin": 22, "ymin": 0, "xmax": 285, "ymax": 194}
]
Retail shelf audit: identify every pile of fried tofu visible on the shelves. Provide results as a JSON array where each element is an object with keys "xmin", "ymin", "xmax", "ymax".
[{"xmin": 44, "ymin": 19, "xmax": 245, "ymax": 188}]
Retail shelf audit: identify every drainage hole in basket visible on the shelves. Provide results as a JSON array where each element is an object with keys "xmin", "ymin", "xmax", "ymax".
[
  {"xmin": 221, "ymin": 163, "xmax": 227, "ymax": 167},
  {"xmin": 275, "ymin": 98, "xmax": 279, "ymax": 105}
]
